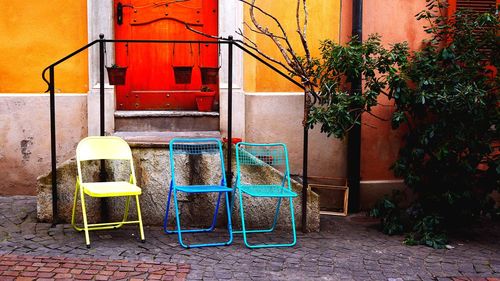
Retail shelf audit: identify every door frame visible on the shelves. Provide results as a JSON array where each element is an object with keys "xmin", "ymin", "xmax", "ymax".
[{"xmin": 86, "ymin": 0, "xmax": 245, "ymax": 137}]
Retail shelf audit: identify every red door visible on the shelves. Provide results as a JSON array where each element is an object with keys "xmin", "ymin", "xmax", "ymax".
[{"xmin": 114, "ymin": 0, "xmax": 219, "ymax": 110}]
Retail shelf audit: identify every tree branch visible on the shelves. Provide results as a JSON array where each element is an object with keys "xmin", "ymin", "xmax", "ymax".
[
  {"xmin": 184, "ymin": 24, "xmax": 222, "ymax": 40},
  {"xmin": 235, "ymin": 29, "xmax": 296, "ymax": 74}
]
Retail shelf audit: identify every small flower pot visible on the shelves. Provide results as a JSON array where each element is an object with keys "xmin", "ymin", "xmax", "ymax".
[
  {"xmin": 106, "ymin": 66, "xmax": 127, "ymax": 85},
  {"xmin": 173, "ymin": 66, "xmax": 193, "ymax": 84},
  {"xmin": 195, "ymin": 91, "xmax": 215, "ymax": 112},
  {"xmin": 200, "ymin": 67, "xmax": 219, "ymax": 84},
  {"xmin": 222, "ymin": 137, "xmax": 242, "ymax": 144}
]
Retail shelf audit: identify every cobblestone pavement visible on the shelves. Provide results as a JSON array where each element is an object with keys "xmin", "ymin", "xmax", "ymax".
[{"xmin": 0, "ymin": 196, "xmax": 499, "ymax": 281}]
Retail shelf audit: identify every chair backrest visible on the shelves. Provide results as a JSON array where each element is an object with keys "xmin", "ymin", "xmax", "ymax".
[
  {"xmin": 76, "ymin": 136, "xmax": 135, "ymax": 184},
  {"xmin": 169, "ymin": 138, "xmax": 227, "ymax": 187},
  {"xmin": 235, "ymin": 142, "xmax": 291, "ymax": 188}
]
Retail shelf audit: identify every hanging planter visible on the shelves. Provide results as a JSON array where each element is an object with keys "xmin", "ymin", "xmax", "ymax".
[
  {"xmin": 173, "ymin": 66, "xmax": 193, "ymax": 84},
  {"xmin": 172, "ymin": 43, "xmax": 194, "ymax": 84},
  {"xmin": 195, "ymin": 86, "xmax": 216, "ymax": 111},
  {"xmin": 106, "ymin": 65, "xmax": 127, "ymax": 85},
  {"xmin": 200, "ymin": 67, "xmax": 219, "ymax": 84}
]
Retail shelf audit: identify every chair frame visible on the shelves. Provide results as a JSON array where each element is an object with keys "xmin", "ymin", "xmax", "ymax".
[
  {"xmin": 233, "ymin": 142, "xmax": 297, "ymax": 248},
  {"xmin": 71, "ymin": 136, "xmax": 145, "ymax": 248},
  {"xmin": 163, "ymin": 138, "xmax": 233, "ymax": 248}
]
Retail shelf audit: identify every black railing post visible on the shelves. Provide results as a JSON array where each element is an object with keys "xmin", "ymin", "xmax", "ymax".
[
  {"xmin": 99, "ymin": 34, "xmax": 106, "ymax": 137},
  {"xmin": 227, "ymin": 36, "xmax": 233, "ymax": 188},
  {"xmin": 98, "ymin": 34, "xmax": 108, "ymax": 221},
  {"xmin": 302, "ymin": 89, "xmax": 309, "ymax": 233},
  {"xmin": 49, "ymin": 66, "xmax": 57, "ymax": 226}
]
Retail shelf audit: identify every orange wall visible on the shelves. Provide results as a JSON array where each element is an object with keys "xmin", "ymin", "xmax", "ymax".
[
  {"xmin": 0, "ymin": 1, "xmax": 88, "ymax": 93},
  {"xmin": 243, "ymin": 0, "xmax": 341, "ymax": 92},
  {"xmin": 341, "ymin": 0, "xmax": 428, "ymax": 180}
]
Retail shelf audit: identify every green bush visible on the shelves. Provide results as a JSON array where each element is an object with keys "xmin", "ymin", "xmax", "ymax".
[
  {"xmin": 310, "ymin": 0, "xmax": 499, "ymax": 248},
  {"xmin": 388, "ymin": 1, "xmax": 499, "ymax": 247}
]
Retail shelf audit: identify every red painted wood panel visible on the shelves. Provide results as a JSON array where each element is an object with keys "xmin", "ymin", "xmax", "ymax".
[{"xmin": 114, "ymin": 0, "xmax": 219, "ymax": 110}]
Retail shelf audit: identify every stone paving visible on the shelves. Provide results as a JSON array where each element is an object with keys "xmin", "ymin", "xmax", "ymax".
[
  {"xmin": 0, "ymin": 196, "xmax": 499, "ymax": 281},
  {"xmin": 0, "ymin": 254, "xmax": 189, "ymax": 280}
]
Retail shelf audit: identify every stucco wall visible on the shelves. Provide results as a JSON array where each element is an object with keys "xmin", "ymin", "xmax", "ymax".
[
  {"xmin": 245, "ymin": 93, "xmax": 347, "ymax": 178},
  {"xmin": 0, "ymin": 94, "xmax": 87, "ymax": 195},
  {"xmin": 243, "ymin": 0, "xmax": 341, "ymax": 92},
  {"xmin": 0, "ymin": 1, "xmax": 88, "ymax": 93},
  {"xmin": 340, "ymin": 0, "xmax": 428, "ymax": 181}
]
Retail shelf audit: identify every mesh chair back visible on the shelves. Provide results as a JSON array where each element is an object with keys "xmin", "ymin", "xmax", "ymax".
[
  {"xmin": 169, "ymin": 138, "xmax": 226, "ymax": 186},
  {"xmin": 236, "ymin": 142, "xmax": 290, "ymax": 187}
]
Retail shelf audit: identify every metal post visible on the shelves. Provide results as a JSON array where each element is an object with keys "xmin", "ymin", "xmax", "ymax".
[
  {"xmin": 98, "ymin": 34, "xmax": 108, "ymax": 221},
  {"xmin": 49, "ymin": 66, "xmax": 57, "ymax": 226},
  {"xmin": 302, "ymin": 106, "xmax": 309, "ymax": 233},
  {"xmin": 99, "ymin": 34, "xmax": 106, "ymax": 137},
  {"xmin": 227, "ymin": 36, "xmax": 233, "ymax": 188}
]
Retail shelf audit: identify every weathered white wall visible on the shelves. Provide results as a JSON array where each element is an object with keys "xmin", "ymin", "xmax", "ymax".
[
  {"xmin": 0, "ymin": 94, "xmax": 87, "ymax": 195},
  {"xmin": 245, "ymin": 92, "xmax": 347, "ymax": 178}
]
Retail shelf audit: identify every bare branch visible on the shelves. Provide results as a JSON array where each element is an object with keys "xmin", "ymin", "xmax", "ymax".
[
  {"xmin": 184, "ymin": 24, "xmax": 221, "ymax": 39},
  {"xmin": 238, "ymin": 0, "xmax": 310, "ymax": 79},
  {"xmin": 235, "ymin": 29, "xmax": 295, "ymax": 74},
  {"xmin": 243, "ymin": 0, "xmax": 295, "ymax": 68},
  {"xmin": 244, "ymin": 22, "xmax": 285, "ymax": 40},
  {"xmin": 236, "ymin": 28, "xmax": 258, "ymax": 48}
]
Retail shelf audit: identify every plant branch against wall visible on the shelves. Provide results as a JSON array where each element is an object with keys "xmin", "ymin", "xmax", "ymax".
[{"xmin": 306, "ymin": 35, "xmax": 410, "ymax": 138}]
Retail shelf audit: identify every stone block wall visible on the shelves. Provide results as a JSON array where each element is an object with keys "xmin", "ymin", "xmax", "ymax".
[{"xmin": 37, "ymin": 146, "xmax": 320, "ymax": 231}]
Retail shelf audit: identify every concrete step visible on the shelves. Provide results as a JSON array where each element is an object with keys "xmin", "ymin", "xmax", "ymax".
[
  {"xmin": 113, "ymin": 131, "xmax": 222, "ymax": 147},
  {"xmin": 114, "ymin": 110, "xmax": 219, "ymax": 132}
]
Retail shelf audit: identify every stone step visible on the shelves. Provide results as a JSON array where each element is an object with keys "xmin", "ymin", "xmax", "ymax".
[
  {"xmin": 113, "ymin": 131, "xmax": 222, "ymax": 147},
  {"xmin": 114, "ymin": 110, "xmax": 219, "ymax": 132}
]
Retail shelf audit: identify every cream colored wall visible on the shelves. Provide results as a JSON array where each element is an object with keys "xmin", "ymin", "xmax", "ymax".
[
  {"xmin": 245, "ymin": 93, "xmax": 347, "ymax": 178},
  {"xmin": 0, "ymin": 1, "xmax": 88, "ymax": 93},
  {"xmin": 243, "ymin": 0, "xmax": 341, "ymax": 92},
  {"xmin": 0, "ymin": 95, "xmax": 87, "ymax": 195}
]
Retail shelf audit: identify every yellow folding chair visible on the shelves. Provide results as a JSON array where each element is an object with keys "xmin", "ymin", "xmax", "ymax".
[{"xmin": 71, "ymin": 136, "xmax": 145, "ymax": 248}]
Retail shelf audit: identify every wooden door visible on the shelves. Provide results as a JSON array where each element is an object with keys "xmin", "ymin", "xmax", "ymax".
[{"xmin": 114, "ymin": 0, "xmax": 219, "ymax": 110}]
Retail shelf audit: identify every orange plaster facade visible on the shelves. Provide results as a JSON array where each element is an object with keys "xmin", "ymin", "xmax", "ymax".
[
  {"xmin": 341, "ymin": 0, "xmax": 429, "ymax": 181},
  {"xmin": 0, "ymin": 1, "xmax": 88, "ymax": 93}
]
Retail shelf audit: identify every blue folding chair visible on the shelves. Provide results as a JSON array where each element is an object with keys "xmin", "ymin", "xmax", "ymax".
[
  {"xmin": 163, "ymin": 138, "xmax": 233, "ymax": 248},
  {"xmin": 233, "ymin": 142, "xmax": 297, "ymax": 248}
]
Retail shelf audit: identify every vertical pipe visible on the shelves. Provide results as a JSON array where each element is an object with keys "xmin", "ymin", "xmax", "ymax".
[
  {"xmin": 50, "ymin": 66, "xmax": 57, "ymax": 225},
  {"xmin": 348, "ymin": 0, "xmax": 362, "ymax": 212},
  {"xmin": 227, "ymin": 37, "xmax": 233, "ymax": 188}
]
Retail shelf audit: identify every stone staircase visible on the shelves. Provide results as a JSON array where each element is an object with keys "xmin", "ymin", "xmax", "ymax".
[{"xmin": 113, "ymin": 110, "xmax": 221, "ymax": 146}]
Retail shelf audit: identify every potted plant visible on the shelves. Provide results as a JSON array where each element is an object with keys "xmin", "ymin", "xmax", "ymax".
[
  {"xmin": 106, "ymin": 64, "xmax": 127, "ymax": 85},
  {"xmin": 195, "ymin": 86, "xmax": 216, "ymax": 111},
  {"xmin": 173, "ymin": 66, "xmax": 193, "ymax": 84}
]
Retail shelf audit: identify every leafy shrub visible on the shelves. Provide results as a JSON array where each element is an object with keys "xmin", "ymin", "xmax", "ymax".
[{"xmin": 309, "ymin": 0, "xmax": 499, "ymax": 248}]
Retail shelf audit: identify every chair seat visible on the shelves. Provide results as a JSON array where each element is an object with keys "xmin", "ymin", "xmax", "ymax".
[
  {"xmin": 175, "ymin": 185, "xmax": 232, "ymax": 193},
  {"xmin": 82, "ymin": 182, "xmax": 142, "ymax": 197},
  {"xmin": 238, "ymin": 184, "xmax": 298, "ymax": 198}
]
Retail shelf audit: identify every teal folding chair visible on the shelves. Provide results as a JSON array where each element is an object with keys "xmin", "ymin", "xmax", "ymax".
[
  {"xmin": 163, "ymin": 138, "xmax": 233, "ymax": 248},
  {"xmin": 233, "ymin": 142, "xmax": 297, "ymax": 248}
]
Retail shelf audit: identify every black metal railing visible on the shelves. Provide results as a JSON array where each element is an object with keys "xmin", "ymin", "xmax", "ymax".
[{"xmin": 42, "ymin": 34, "xmax": 309, "ymax": 231}]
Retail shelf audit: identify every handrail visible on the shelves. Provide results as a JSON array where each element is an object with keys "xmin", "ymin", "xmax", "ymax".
[
  {"xmin": 42, "ymin": 35, "xmax": 309, "ymax": 232},
  {"xmin": 42, "ymin": 40, "xmax": 100, "ymax": 92},
  {"xmin": 232, "ymin": 41, "xmax": 305, "ymax": 90}
]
